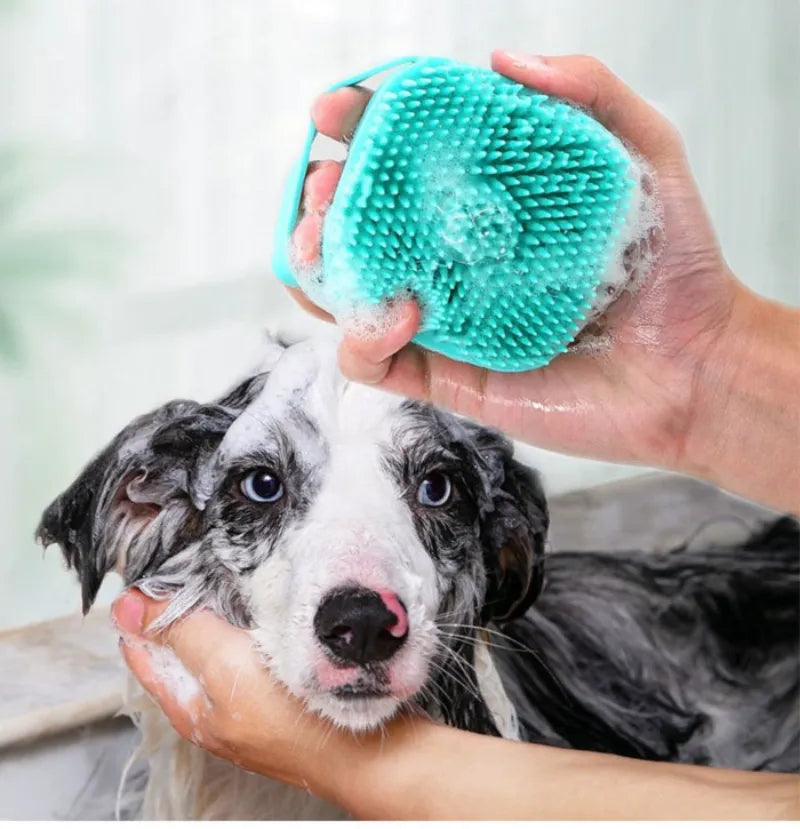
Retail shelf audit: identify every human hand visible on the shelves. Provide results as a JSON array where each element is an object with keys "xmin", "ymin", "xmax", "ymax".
[
  {"xmin": 111, "ymin": 588, "xmax": 356, "ymax": 799},
  {"xmin": 111, "ymin": 590, "xmax": 799, "ymax": 820},
  {"xmin": 286, "ymin": 50, "xmax": 743, "ymax": 475}
]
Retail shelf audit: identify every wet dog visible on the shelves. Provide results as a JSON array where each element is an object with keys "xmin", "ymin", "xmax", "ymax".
[{"xmin": 38, "ymin": 337, "xmax": 799, "ymax": 818}]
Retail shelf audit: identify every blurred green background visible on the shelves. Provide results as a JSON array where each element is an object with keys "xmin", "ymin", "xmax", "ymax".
[{"xmin": 1, "ymin": 0, "xmax": 798, "ymax": 628}]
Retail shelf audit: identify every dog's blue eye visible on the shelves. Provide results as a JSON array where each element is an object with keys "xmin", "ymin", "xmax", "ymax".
[
  {"xmin": 241, "ymin": 469, "xmax": 284, "ymax": 503},
  {"xmin": 417, "ymin": 472, "xmax": 452, "ymax": 507}
]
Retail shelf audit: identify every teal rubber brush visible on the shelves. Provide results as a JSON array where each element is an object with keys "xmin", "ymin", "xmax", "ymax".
[{"xmin": 272, "ymin": 56, "xmax": 648, "ymax": 372}]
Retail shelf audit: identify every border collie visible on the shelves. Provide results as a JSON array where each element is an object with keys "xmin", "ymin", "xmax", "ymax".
[{"xmin": 37, "ymin": 337, "xmax": 799, "ymax": 819}]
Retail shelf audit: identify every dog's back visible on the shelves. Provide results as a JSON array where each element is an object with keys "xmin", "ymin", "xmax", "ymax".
[{"xmin": 496, "ymin": 517, "xmax": 800, "ymax": 771}]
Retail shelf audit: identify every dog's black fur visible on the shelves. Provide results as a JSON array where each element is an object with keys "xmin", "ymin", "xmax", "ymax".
[{"xmin": 499, "ymin": 517, "xmax": 799, "ymax": 770}]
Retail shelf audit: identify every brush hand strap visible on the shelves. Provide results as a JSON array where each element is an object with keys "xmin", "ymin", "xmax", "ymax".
[{"xmin": 271, "ymin": 56, "xmax": 422, "ymax": 287}]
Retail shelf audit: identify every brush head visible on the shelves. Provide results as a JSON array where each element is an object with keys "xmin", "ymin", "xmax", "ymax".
[{"xmin": 275, "ymin": 57, "xmax": 646, "ymax": 372}]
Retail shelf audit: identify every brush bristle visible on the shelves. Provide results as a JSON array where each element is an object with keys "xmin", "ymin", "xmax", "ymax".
[{"xmin": 305, "ymin": 58, "xmax": 642, "ymax": 372}]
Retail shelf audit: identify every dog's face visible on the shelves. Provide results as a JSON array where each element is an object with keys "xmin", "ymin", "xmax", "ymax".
[{"xmin": 38, "ymin": 338, "xmax": 547, "ymax": 731}]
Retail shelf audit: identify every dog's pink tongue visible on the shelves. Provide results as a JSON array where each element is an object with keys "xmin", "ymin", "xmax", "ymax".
[{"xmin": 379, "ymin": 590, "xmax": 409, "ymax": 638}]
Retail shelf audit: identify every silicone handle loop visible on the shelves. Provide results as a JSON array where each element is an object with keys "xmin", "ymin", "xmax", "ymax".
[{"xmin": 271, "ymin": 56, "xmax": 421, "ymax": 287}]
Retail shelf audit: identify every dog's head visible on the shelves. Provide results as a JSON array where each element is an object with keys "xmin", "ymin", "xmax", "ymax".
[{"xmin": 38, "ymin": 338, "xmax": 547, "ymax": 731}]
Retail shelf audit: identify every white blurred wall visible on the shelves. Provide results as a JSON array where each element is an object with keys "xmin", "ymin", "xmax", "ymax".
[{"xmin": 1, "ymin": 0, "xmax": 798, "ymax": 627}]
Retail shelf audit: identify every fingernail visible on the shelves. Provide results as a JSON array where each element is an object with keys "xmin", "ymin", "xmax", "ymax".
[
  {"xmin": 502, "ymin": 52, "xmax": 550, "ymax": 71},
  {"xmin": 113, "ymin": 593, "xmax": 144, "ymax": 635}
]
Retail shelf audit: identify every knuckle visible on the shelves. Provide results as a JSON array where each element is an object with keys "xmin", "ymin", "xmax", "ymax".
[
  {"xmin": 565, "ymin": 55, "xmax": 615, "ymax": 116},
  {"xmin": 663, "ymin": 120, "xmax": 686, "ymax": 155},
  {"xmin": 649, "ymin": 110, "xmax": 687, "ymax": 161},
  {"xmin": 576, "ymin": 54, "xmax": 611, "ymax": 81}
]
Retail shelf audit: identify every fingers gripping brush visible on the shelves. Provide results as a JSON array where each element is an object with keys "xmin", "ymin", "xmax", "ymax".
[{"xmin": 272, "ymin": 56, "xmax": 654, "ymax": 372}]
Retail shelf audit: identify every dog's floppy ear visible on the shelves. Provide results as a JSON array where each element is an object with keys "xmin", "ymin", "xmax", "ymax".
[
  {"xmin": 36, "ymin": 400, "xmax": 237, "ymax": 614},
  {"xmin": 36, "ymin": 340, "xmax": 284, "ymax": 615},
  {"xmin": 36, "ymin": 438, "xmax": 123, "ymax": 615},
  {"xmin": 480, "ymin": 449, "xmax": 548, "ymax": 624}
]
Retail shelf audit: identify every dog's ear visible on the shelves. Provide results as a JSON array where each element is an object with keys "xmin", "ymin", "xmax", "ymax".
[
  {"xmin": 36, "ymin": 399, "xmax": 237, "ymax": 614},
  {"xmin": 36, "ymin": 341, "xmax": 283, "ymax": 615},
  {"xmin": 479, "ymin": 446, "xmax": 548, "ymax": 625}
]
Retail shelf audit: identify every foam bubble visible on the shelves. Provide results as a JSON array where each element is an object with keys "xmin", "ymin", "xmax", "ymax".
[
  {"xmin": 148, "ymin": 644, "xmax": 204, "ymax": 708},
  {"xmin": 287, "ymin": 236, "xmax": 325, "ymax": 302},
  {"xmin": 288, "ymin": 227, "xmax": 374, "ymax": 327},
  {"xmin": 425, "ymin": 163, "xmax": 520, "ymax": 267},
  {"xmin": 567, "ymin": 325, "xmax": 615, "ymax": 358},
  {"xmin": 340, "ymin": 290, "xmax": 414, "ymax": 342},
  {"xmin": 287, "ymin": 217, "xmax": 416, "ymax": 343},
  {"xmin": 584, "ymin": 148, "xmax": 664, "ymax": 326}
]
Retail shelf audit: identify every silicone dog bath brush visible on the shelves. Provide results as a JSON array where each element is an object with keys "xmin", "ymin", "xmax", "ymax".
[{"xmin": 273, "ymin": 56, "xmax": 654, "ymax": 372}]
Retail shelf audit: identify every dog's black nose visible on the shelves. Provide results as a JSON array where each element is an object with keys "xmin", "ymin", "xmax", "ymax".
[{"xmin": 314, "ymin": 587, "xmax": 408, "ymax": 666}]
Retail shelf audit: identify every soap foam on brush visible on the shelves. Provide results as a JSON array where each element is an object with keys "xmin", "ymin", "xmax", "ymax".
[{"xmin": 279, "ymin": 57, "xmax": 663, "ymax": 371}]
